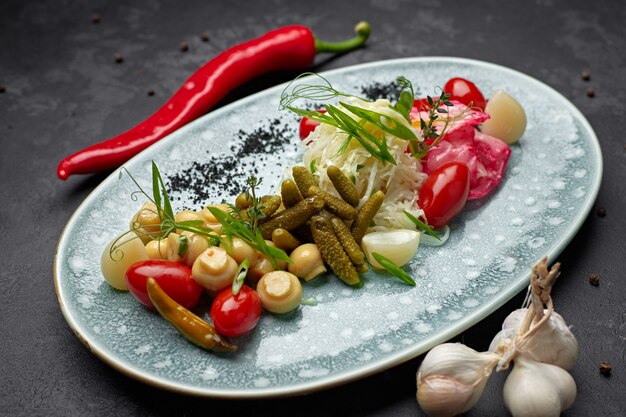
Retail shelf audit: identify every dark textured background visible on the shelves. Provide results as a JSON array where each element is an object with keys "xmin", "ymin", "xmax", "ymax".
[{"xmin": 1, "ymin": 0, "xmax": 625, "ymax": 415}]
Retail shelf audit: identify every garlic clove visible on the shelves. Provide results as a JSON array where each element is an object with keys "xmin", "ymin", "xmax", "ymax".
[
  {"xmin": 481, "ymin": 90, "xmax": 527, "ymax": 144},
  {"xmin": 417, "ymin": 375, "xmax": 483, "ymax": 417},
  {"xmin": 416, "ymin": 343, "xmax": 501, "ymax": 416},
  {"xmin": 503, "ymin": 355, "xmax": 576, "ymax": 417},
  {"xmin": 362, "ymin": 229, "xmax": 420, "ymax": 268},
  {"xmin": 501, "ymin": 308, "xmax": 578, "ymax": 370}
]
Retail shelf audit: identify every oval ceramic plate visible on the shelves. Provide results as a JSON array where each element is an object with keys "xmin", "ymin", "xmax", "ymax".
[{"xmin": 55, "ymin": 57, "xmax": 602, "ymax": 398}]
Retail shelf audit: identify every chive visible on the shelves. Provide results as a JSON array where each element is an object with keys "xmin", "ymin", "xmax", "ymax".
[
  {"xmin": 403, "ymin": 210, "xmax": 441, "ymax": 241},
  {"xmin": 177, "ymin": 234, "xmax": 188, "ymax": 257},
  {"xmin": 232, "ymin": 258, "xmax": 250, "ymax": 296},
  {"xmin": 371, "ymin": 252, "xmax": 416, "ymax": 286}
]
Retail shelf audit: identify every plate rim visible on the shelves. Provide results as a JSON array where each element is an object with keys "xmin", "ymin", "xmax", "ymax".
[{"xmin": 54, "ymin": 56, "xmax": 603, "ymax": 398}]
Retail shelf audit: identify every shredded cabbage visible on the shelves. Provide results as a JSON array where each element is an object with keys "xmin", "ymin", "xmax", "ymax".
[{"xmin": 298, "ymin": 97, "xmax": 427, "ymax": 232}]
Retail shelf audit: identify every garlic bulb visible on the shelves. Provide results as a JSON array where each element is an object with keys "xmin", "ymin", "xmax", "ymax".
[
  {"xmin": 416, "ymin": 343, "xmax": 501, "ymax": 417},
  {"xmin": 503, "ymin": 355, "xmax": 576, "ymax": 417},
  {"xmin": 492, "ymin": 308, "xmax": 578, "ymax": 370}
]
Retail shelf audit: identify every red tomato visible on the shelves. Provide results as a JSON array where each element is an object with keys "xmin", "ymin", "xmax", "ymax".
[
  {"xmin": 443, "ymin": 78, "xmax": 487, "ymax": 110},
  {"xmin": 210, "ymin": 285, "xmax": 261, "ymax": 337},
  {"xmin": 125, "ymin": 260, "xmax": 203, "ymax": 309},
  {"xmin": 419, "ymin": 162, "xmax": 470, "ymax": 228},
  {"xmin": 298, "ymin": 110, "xmax": 326, "ymax": 140}
]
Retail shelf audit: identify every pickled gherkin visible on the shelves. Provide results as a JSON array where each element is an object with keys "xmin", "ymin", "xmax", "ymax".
[
  {"xmin": 259, "ymin": 196, "xmax": 324, "ymax": 239},
  {"xmin": 351, "ymin": 190, "xmax": 385, "ymax": 244},
  {"xmin": 330, "ymin": 216, "xmax": 365, "ymax": 265},
  {"xmin": 310, "ymin": 216, "xmax": 360, "ymax": 286},
  {"xmin": 292, "ymin": 166, "xmax": 318, "ymax": 197},
  {"xmin": 281, "ymin": 179, "xmax": 303, "ymax": 208},
  {"xmin": 235, "ymin": 192, "xmax": 253, "ymax": 210},
  {"xmin": 308, "ymin": 185, "xmax": 356, "ymax": 220},
  {"xmin": 327, "ymin": 166, "xmax": 360, "ymax": 207},
  {"xmin": 259, "ymin": 195, "xmax": 282, "ymax": 218},
  {"xmin": 272, "ymin": 228, "xmax": 301, "ymax": 252}
]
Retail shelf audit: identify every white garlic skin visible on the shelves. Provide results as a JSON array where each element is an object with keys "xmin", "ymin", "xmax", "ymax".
[
  {"xmin": 503, "ymin": 355, "xmax": 576, "ymax": 417},
  {"xmin": 416, "ymin": 343, "xmax": 500, "ymax": 417},
  {"xmin": 494, "ymin": 308, "xmax": 578, "ymax": 370}
]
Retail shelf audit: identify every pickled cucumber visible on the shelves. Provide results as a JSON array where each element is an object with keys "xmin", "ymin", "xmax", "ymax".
[
  {"xmin": 330, "ymin": 216, "xmax": 365, "ymax": 265},
  {"xmin": 292, "ymin": 166, "xmax": 318, "ymax": 197},
  {"xmin": 259, "ymin": 196, "xmax": 324, "ymax": 239},
  {"xmin": 272, "ymin": 228, "xmax": 301, "ymax": 252},
  {"xmin": 310, "ymin": 216, "xmax": 360, "ymax": 286},
  {"xmin": 327, "ymin": 166, "xmax": 360, "ymax": 207},
  {"xmin": 351, "ymin": 190, "xmax": 385, "ymax": 244},
  {"xmin": 308, "ymin": 185, "xmax": 356, "ymax": 220},
  {"xmin": 281, "ymin": 179, "xmax": 303, "ymax": 208}
]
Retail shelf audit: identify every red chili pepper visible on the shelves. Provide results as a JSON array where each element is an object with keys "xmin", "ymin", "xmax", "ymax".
[{"xmin": 57, "ymin": 22, "xmax": 371, "ymax": 180}]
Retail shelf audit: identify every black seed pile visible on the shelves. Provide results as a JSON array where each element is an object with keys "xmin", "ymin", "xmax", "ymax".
[
  {"xmin": 168, "ymin": 118, "xmax": 297, "ymax": 206},
  {"xmin": 360, "ymin": 80, "xmax": 408, "ymax": 103}
]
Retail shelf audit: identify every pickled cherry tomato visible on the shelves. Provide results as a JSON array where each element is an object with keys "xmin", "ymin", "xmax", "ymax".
[
  {"xmin": 210, "ymin": 285, "xmax": 261, "ymax": 337},
  {"xmin": 443, "ymin": 77, "xmax": 487, "ymax": 110}
]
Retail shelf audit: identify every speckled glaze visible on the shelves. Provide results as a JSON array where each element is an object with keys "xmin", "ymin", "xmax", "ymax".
[{"xmin": 54, "ymin": 57, "xmax": 602, "ymax": 398}]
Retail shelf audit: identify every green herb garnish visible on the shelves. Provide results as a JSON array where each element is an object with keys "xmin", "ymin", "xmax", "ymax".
[
  {"xmin": 177, "ymin": 234, "xmax": 188, "ymax": 257},
  {"xmin": 371, "ymin": 252, "xmax": 416, "ymax": 286},
  {"xmin": 232, "ymin": 258, "xmax": 250, "ymax": 296},
  {"xmin": 394, "ymin": 76, "xmax": 415, "ymax": 122},
  {"xmin": 403, "ymin": 210, "xmax": 441, "ymax": 241},
  {"xmin": 208, "ymin": 206, "xmax": 291, "ymax": 269}
]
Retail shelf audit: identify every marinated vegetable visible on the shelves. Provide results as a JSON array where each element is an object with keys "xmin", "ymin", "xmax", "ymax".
[
  {"xmin": 327, "ymin": 165, "xmax": 360, "ymax": 207},
  {"xmin": 351, "ymin": 190, "xmax": 385, "ymax": 244},
  {"xmin": 256, "ymin": 271, "xmax": 303, "ymax": 314},
  {"xmin": 311, "ymin": 216, "xmax": 360, "ymax": 286},
  {"xmin": 329, "ymin": 216, "xmax": 365, "ymax": 265},
  {"xmin": 271, "ymin": 228, "xmax": 301, "ymax": 251},
  {"xmin": 308, "ymin": 185, "xmax": 356, "ymax": 220},
  {"xmin": 280, "ymin": 179, "xmax": 303, "ymax": 208},
  {"xmin": 292, "ymin": 166, "xmax": 318, "ymax": 197},
  {"xmin": 101, "ymin": 232, "xmax": 149, "ymax": 290},
  {"xmin": 147, "ymin": 278, "xmax": 237, "ymax": 352},
  {"xmin": 191, "ymin": 247, "xmax": 238, "ymax": 293},
  {"xmin": 210, "ymin": 285, "xmax": 261, "ymax": 337},
  {"xmin": 259, "ymin": 196, "xmax": 324, "ymax": 239},
  {"xmin": 126, "ymin": 259, "xmax": 202, "ymax": 309},
  {"xmin": 288, "ymin": 243, "xmax": 327, "ymax": 281}
]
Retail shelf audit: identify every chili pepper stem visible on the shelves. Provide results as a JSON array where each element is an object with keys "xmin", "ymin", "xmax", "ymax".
[{"xmin": 314, "ymin": 21, "xmax": 370, "ymax": 54}]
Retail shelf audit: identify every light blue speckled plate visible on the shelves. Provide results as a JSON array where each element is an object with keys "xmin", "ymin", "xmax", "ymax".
[{"xmin": 54, "ymin": 57, "xmax": 602, "ymax": 398}]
